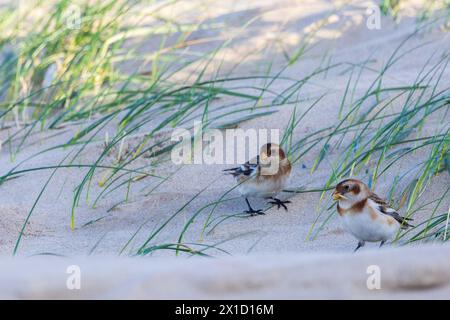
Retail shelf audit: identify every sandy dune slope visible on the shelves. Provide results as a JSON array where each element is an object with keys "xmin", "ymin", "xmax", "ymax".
[{"xmin": 0, "ymin": 0, "xmax": 449, "ymax": 299}]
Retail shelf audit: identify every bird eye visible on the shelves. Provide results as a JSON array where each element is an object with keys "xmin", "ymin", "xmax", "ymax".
[{"xmin": 344, "ymin": 185, "xmax": 350, "ymax": 190}]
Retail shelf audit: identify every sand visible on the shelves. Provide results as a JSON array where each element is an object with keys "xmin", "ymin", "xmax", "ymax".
[{"xmin": 0, "ymin": 0, "xmax": 449, "ymax": 299}]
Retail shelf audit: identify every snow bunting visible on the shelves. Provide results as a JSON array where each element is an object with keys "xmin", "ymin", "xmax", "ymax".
[
  {"xmin": 223, "ymin": 143, "xmax": 292, "ymax": 215},
  {"xmin": 332, "ymin": 178, "xmax": 413, "ymax": 251}
]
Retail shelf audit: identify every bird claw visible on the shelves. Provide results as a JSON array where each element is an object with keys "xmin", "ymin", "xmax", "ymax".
[
  {"xmin": 268, "ymin": 198, "xmax": 291, "ymax": 211},
  {"xmin": 244, "ymin": 209, "xmax": 265, "ymax": 216}
]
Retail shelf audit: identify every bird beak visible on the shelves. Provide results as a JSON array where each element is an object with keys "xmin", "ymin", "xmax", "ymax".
[{"xmin": 332, "ymin": 191, "xmax": 347, "ymax": 201}]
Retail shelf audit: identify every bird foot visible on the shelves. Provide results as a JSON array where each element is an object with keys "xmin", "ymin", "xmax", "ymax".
[
  {"xmin": 268, "ymin": 198, "xmax": 291, "ymax": 211},
  {"xmin": 353, "ymin": 241, "xmax": 365, "ymax": 252},
  {"xmin": 244, "ymin": 209, "xmax": 265, "ymax": 216}
]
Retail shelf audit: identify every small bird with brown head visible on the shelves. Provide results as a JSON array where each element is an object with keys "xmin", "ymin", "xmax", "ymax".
[
  {"xmin": 223, "ymin": 143, "xmax": 292, "ymax": 215},
  {"xmin": 332, "ymin": 178, "xmax": 413, "ymax": 251}
]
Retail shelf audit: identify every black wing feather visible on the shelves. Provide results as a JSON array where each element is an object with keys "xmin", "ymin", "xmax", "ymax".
[
  {"xmin": 223, "ymin": 156, "xmax": 259, "ymax": 177},
  {"xmin": 369, "ymin": 193, "xmax": 414, "ymax": 229}
]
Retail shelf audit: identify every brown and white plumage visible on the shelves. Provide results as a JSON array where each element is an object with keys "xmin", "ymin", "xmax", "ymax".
[
  {"xmin": 332, "ymin": 178, "xmax": 413, "ymax": 251},
  {"xmin": 224, "ymin": 143, "xmax": 292, "ymax": 215}
]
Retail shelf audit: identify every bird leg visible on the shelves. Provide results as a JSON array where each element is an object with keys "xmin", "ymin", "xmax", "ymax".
[
  {"xmin": 244, "ymin": 198, "xmax": 265, "ymax": 216},
  {"xmin": 267, "ymin": 197, "xmax": 291, "ymax": 211},
  {"xmin": 354, "ymin": 240, "xmax": 365, "ymax": 252},
  {"xmin": 379, "ymin": 240, "xmax": 386, "ymax": 248}
]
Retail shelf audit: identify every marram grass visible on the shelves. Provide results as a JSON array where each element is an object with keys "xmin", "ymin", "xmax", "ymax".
[{"xmin": 0, "ymin": 0, "xmax": 448, "ymax": 256}]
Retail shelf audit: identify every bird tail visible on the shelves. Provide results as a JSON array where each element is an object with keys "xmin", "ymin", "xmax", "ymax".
[
  {"xmin": 222, "ymin": 167, "xmax": 242, "ymax": 177},
  {"xmin": 400, "ymin": 217, "xmax": 414, "ymax": 229}
]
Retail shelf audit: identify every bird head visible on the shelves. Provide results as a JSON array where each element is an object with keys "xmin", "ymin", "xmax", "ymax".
[
  {"xmin": 259, "ymin": 143, "xmax": 287, "ymax": 176},
  {"xmin": 260, "ymin": 143, "xmax": 286, "ymax": 161},
  {"xmin": 332, "ymin": 178, "xmax": 369, "ymax": 204}
]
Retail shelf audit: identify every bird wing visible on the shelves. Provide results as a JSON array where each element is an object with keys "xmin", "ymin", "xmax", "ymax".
[
  {"xmin": 223, "ymin": 156, "xmax": 259, "ymax": 178},
  {"xmin": 369, "ymin": 193, "xmax": 413, "ymax": 229}
]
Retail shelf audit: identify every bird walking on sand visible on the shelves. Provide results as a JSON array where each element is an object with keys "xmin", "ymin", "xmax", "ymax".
[
  {"xmin": 223, "ymin": 143, "xmax": 292, "ymax": 215},
  {"xmin": 332, "ymin": 178, "xmax": 413, "ymax": 252}
]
